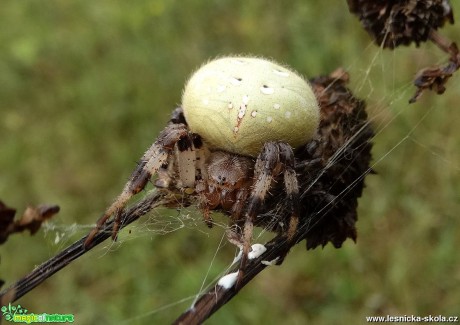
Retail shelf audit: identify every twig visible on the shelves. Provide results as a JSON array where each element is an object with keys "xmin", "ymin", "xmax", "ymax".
[
  {"xmin": 429, "ymin": 30, "xmax": 458, "ymax": 56},
  {"xmin": 0, "ymin": 190, "xmax": 298, "ymax": 325},
  {"xmin": 0, "ymin": 191, "xmax": 166, "ymax": 305},
  {"xmin": 409, "ymin": 30, "xmax": 460, "ymax": 103},
  {"xmin": 0, "ymin": 190, "xmax": 299, "ymax": 324},
  {"xmin": 173, "ymin": 233, "xmax": 298, "ymax": 325}
]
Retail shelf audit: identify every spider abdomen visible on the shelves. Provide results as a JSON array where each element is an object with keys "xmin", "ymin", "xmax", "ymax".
[{"xmin": 182, "ymin": 57, "xmax": 320, "ymax": 157}]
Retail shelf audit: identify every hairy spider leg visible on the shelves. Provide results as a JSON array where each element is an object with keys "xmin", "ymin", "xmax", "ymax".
[
  {"xmin": 237, "ymin": 142, "xmax": 300, "ymax": 285},
  {"xmin": 84, "ymin": 123, "xmax": 191, "ymax": 247},
  {"xmin": 231, "ymin": 187, "xmax": 250, "ymax": 223},
  {"xmin": 155, "ymin": 108, "xmax": 204, "ymax": 190},
  {"xmin": 279, "ymin": 143, "xmax": 300, "ymax": 243}
]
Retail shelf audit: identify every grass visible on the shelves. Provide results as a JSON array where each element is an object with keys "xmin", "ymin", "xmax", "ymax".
[{"xmin": 1, "ymin": 1, "xmax": 459, "ymax": 324}]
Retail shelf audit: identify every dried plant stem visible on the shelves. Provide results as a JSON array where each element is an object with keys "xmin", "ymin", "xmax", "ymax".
[
  {"xmin": 0, "ymin": 191, "xmax": 166, "ymax": 305},
  {"xmin": 0, "ymin": 190, "xmax": 300, "ymax": 325},
  {"xmin": 429, "ymin": 29, "xmax": 458, "ymax": 57},
  {"xmin": 173, "ymin": 234, "xmax": 297, "ymax": 325}
]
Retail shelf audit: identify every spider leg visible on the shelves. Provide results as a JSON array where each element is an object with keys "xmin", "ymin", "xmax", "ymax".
[
  {"xmin": 237, "ymin": 142, "xmax": 300, "ymax": 283},
  {"xmin": 231, "ymin": 187, "xmax": 250, "ymax": 223},
  {"xmin": 238, "ymin": 142, "xmax": 280, "ymax": 284},
  {"xmin": 279, "ymin": 143, "xmax": 300, "ymax": 242},
  {"xmin": 154, "ymin": 155, "xmax": 175, "ymax": 189},
  {"xmin": 84, "ymin": 123, "xmax": 190, "ymax": 247},
  {"xmin": 218, "ymin": 187, "xmax": 250, "ymax": 246},
  {"xmin": 156, "ymin": 107, "xmax": 192, "ymax": 189},
  {"xmin": 196, "ymin": 179, "xmax": 218, "ymax": 227}
]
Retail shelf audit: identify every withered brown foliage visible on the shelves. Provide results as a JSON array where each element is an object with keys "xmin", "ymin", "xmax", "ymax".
[
  {"xmin": 0, "ymin": 200, "xmax": 59, "ymax": 293},
  {"xmin": 0, "ymin": 200, "xmax": 60, "ymax": 245},
  {"xmin": 303, "ymin": 69, "xmax": 374, "ymax": 249},
  {"xmin": 410, "ymin": 33, "xmax": 460, "ymax": 102},
  {"xmin": 347, "ymin": 0, "xmax": 454, "ymax": 48},
  {"xmin": 347, "ymin": 0, "xmax": 458, "ymax": 103}
]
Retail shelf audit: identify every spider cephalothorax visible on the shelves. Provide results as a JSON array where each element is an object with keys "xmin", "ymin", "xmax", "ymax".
[{"xmin": 85, "ymin": 56, "xmax": 320, "ymax": 278}]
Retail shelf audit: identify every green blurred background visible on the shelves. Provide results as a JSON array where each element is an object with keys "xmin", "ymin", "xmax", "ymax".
[{"xmin": 1, "ymin": 1, "xmax": 459, "ymax": 324}]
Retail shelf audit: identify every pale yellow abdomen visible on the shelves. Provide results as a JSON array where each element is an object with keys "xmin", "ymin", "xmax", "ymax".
[{"xmin": 182, "ymin": 57, "xmax": 320, "ymax": 157}]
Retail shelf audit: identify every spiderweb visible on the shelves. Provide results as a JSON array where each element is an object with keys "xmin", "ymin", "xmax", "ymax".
[
  {"xmin": 1, "ymin": 3, "xmax": 459, "ymax": 324},
  {"xmin": 119, "ymin": 49, "xmax": 458, "ymax": 323}
]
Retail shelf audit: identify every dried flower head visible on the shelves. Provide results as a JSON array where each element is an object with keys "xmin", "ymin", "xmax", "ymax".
[{"xmin": 347, "ymin": 0, "xmax": 454, "ymax": 48}]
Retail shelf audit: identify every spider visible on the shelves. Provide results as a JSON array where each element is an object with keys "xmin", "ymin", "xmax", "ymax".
[{"xmin": 85, "ymin": 57, "xmax": 320, "ymax": 281}]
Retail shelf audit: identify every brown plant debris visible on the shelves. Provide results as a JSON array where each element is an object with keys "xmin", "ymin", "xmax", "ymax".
[
  {"xmin": 410, "ymin": 32, "xmax": 460, "ymax": 103},
  {"xmin": 0, "ymin": 200, "xmax": 60, "ymax": 245},
  {"xmin": 347, "ymin": 0, "xmax": 454, "ymax": 49},
  {"xmin": 302, "ymin": 68, "xmax": 374, "ymax": 249},
  {"xmin": 347, "ymin": 1, "xmax": 458, "ymax": 103}
]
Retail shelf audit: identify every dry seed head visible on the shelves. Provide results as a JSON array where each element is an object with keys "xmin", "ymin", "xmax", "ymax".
[{"xmin": 182, "ymin": 57, "xmax": 320, "ymax": 157}]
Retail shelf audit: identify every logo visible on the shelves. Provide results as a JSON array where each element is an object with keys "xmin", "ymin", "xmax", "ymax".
[{"xmin": 1, "ymin": 304, "xmax": 74, "ymax": 323}]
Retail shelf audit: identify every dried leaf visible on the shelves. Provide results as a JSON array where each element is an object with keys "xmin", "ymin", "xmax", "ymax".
[
  {"xmin": 0, "ymin": 201, "xmax": 17, "ymax": 244},
  {"xmin": 18, "ymin": 205, "xmax": 60, "ymax": 235},
  {"xmin": 348, "ymin": 1, "xmax": 459, "ymax": 103},
  {"xmin": 410, "ymin": 40, "xmax": 460, "ymax": 102},
  {"xmin": 0, "ymin": 200, "xmax": 60, "ymax": 244}
]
